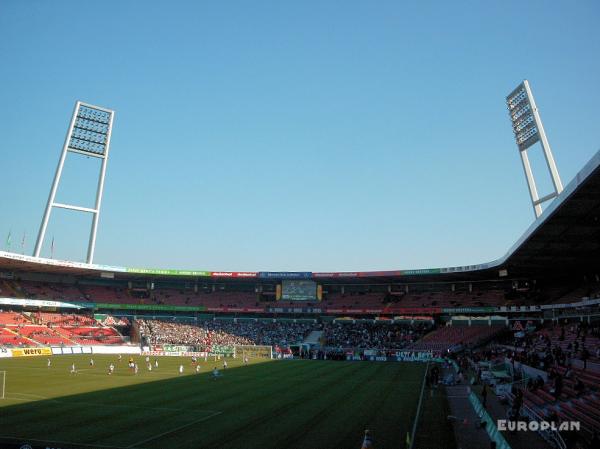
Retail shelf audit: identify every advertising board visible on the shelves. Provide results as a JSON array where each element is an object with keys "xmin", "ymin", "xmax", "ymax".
[{"xmin": 11, "ymin": 347, "xmax": 52, "ymax": 357}]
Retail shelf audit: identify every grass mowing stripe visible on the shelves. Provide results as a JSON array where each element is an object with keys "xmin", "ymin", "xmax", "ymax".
[
  {"xmin": 177, "ymin": 361, "xmax": 344, "ymax": 412},
  {"xmin": 160, "ymin": 361, "xmax": 371, "ymax": 449},
  {"xmin": 218, "ymin": 364, "xmax": 383, "ymax": 449},
  {"xmin": 3, "ymin": 392, "xmax": 218, "ymax": 447},
  {"xmin": 412, "ymin": 378, "xmax": 457, "ymax": 449},
  {"xmin": 293, "ymin": 364, "xmax": 385, "ymax": 449},
  {"xmin": 6, "ymin": 361, "xmax": 338, "ymax": 448},
  {"xmin": 126, "ymin": 411, "xmax": 222, "ymax": 448},
  {"xmin": 264, "ymin": 362, "xmax": 388, "ymax": 449},
  {"xmin": 119, "ymin": 360, "xmax": 337, "ymax": 420},
  {"xmin": 323, "ymin": 363, "xmax": 423, "ymax": 449},
  {"xmin": 141, "ymin": 362, "xmax": 362, "ymax": 449},
  {"xmin": 3, "ymin": 401, "xmax": 132, "ymax": 443},
  {"xmin": 0, "ymin": 356, "xmax": 428, "ymax": 449},
  {"xmin": 50, "ymin": 405, "xmax": 193, "ymax": 445},
  {"xmin": 3, "ymin": 361, "xmax": 317, "ymax": 447},
  {"xmin": 0, "ymin": 435, "xmax": 127, "ymax": 449},
  {"xmin": 5, "ymin": 394, "xmax": 206, "ymax": 412}
]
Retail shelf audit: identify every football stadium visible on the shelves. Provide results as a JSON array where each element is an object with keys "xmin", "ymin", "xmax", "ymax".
[{"xmin": 1, "ymin": 2, "xmax": 600, "ymax": 449}]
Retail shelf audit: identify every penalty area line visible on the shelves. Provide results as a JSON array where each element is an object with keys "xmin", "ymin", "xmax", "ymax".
[
  {"xmin": 126, "ymin": 410, "xmax": 223, "ymax": 448},
  {"xmin": 3, "ymin": 393, "xmax": 220, "ymax": 414},
  {"xmin": 0, "ymin": 435, "xmax": 127, "ymax": 449}
]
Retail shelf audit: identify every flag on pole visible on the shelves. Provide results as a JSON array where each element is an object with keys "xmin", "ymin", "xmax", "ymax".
[
  {"xmin": 406, "ymin": 431, "xmax": 411, "ymax": 447},
  {"xmin": 5, "ymin": 230, "xmax": 12, "ymax": 250},
  {"xmin": 50, "ymin": 236, "xmax": 55, "ymax": 259},
  {"xmin": 21, "ymin": 232, "xmax": 26, "ymax": 254},
  {"xmin": 361, "ymin": 430, "xmax": 373, "ymax": 449}
]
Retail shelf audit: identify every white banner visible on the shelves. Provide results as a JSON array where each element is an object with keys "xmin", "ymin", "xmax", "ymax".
[
  {"xmin": 51, "ymin": 345, "xmax": 141, "ymax": 355},
  {"xmin": 142, "ymin": 351, "xmax": 207, "ymax": 357},
  {"xmin": 0, "ymin": 297, "xmax": 82, "ymax": 309}
]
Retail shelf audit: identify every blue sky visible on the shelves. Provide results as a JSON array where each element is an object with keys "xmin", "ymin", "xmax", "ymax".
[{"xmin": 0, "ymin": 0, "xmax": 599, "ymax": 271}]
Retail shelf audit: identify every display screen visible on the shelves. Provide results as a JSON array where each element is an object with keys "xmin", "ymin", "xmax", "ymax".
[{"xmin": 281, "ymin": 280, "xmax": 317, "ymax": 301}]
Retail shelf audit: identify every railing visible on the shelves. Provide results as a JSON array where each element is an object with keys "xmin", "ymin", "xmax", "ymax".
[
  {"xmin": 520, "ymin": 403, "xmax": 566, "ymax": 449},
  {"xmin": 494, "ymin": 377, "xmax": 528, "ymax": 397},
  {"xmin": 468, "ymin": 390, "xmax": 512, "ymax": 449},
  {"xmin": 500, "ymin": 379, "xmax": 566, "ymax": 449}
]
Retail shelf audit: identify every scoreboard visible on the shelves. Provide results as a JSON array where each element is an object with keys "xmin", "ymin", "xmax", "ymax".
[{"xmin": 281, "ymin": 280, "xmax": 317, "ymax": 301}]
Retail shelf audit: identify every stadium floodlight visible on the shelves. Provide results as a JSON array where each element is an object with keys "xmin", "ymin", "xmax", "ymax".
[
  {"xmin": 33, "ymin": 101, "xmax": 115, "ymax": 264},
  {"xmin": 506, "ymin": 80, "xmax": 563, "ymax": 218}
]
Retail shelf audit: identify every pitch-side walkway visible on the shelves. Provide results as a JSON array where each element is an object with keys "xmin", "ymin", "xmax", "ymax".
[
  {"xmin": 443, "ymin": 363, "xmax": 550, "ymax": 449},
  {"xmin": 444, "ymin": 381, "xmax": 492, "ymax": 449},
  {"xmin": 471, "ymin": 384, "xmax": 549, "ymax": 449}
]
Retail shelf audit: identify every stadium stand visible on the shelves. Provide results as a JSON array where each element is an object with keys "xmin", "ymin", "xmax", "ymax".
[
  {"xmin": 322, "ymin": 321, "xmax": 431, "ymax": 349},
  {"xmin": 0, "ymin": 311, "xmax": 29, "ymax": 325},
  {"xmin": 137, "ymin": 319, "xmax": 315, "ymax": 348},
  {"xmin": 0, "ymin": 310, "xmax": 126, "ymax": 347},
  {"xmin": 509, "ymin": 364, "xmax": 600, "ymax": 443},
  {"xmin": 16, "ymin": 325, "xmax": 74, "ymax": 345},
  {"xmin": 58, "ymin": 326, "xmax": 124, "ymax": 345},
  {"xmin": 78, "ymin": 284, "xmax": 129, "ymax": 303},
  {"xmin": 408, "ymin": 325, "xmax": 504, "ymax": 352},
  {"xmin": 19, "ymin": 280, "xmax": 87, "ymax": 302},
  {"xmin": 0, "ymin": 327, "xmax": 33, "ymax": 346},
  {"xmin": 4, "ymin": 277, "xmax": 600, "ymax": 313},
  {"xmin": 512, "ymin": 323, "xmax": 600, "ymax": 370},
  {"xmin": 34, "ymin": 312, "xmax": 97, "ymax": 327},
  {"xmin": 321, "ymin": 293, "xmax": 387, "ymax": 309},
  {"xmin": 389, "ymin": 290, "xmax": 507, "ymax": 308}
]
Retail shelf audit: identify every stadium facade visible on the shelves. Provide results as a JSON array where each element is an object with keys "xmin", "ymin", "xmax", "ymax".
[{"xmin": 1, "ymin": 148, "xmax": 598, "ymax": 319}]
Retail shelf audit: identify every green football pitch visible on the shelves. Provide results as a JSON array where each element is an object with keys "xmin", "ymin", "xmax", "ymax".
[{"xmin": 0, "ymin": 354, "xmax": 452, "ymax": 449}]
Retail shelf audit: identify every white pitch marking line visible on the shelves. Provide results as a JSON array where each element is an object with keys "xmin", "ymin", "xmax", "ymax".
[
  {"xmin": 4, "ymin": 392, "xmax": 220, "ymax": 415},
  {"xmin": 7, "ymin": 392, "xmax": 49, "ymax": 399},
  {"xmin": 10, "ymin": 366, "xmax": 179, "ymax": 378},
  {"xmin": 408, "ymin": 362, "xmax": 429, "ymax": 449},
  {"xmin": 0, "ymin": 435, "xmax": 128, "ymax": 449},
  {"xmin": 126, "ymin": 410, "xmax": 223, "ymax": 448}
]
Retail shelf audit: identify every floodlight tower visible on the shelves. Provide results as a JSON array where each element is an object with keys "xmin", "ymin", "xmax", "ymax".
[
  {"xmin": 506, "ymin": 80, "xmax": 563, "ymax": 218},
  {"xmin": 33, "ymin": 101, "xmax": 115, "ymax": 264}
]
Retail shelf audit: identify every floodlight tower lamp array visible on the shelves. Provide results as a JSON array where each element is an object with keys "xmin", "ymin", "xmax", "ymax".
[
  {"xmin": 506, "ymin": 80, "xmax": 563, "ymax": 219},
  {"xmin": 33, "ymin": 101, "xmax": 115, "ymax": 264}
]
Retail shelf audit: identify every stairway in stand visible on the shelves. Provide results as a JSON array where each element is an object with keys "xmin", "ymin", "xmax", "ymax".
[{"xmin": 304, "ymin": 330, "xmax": 323, "ymax": 345}]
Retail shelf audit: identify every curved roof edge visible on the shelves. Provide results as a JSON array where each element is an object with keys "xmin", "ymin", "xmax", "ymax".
[{"xmin": 1, "ymin": 150, "xmax": 599, "ymax": 281}]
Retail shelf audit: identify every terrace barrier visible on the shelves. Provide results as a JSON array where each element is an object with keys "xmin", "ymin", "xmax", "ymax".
[{"xmin": 468, "ymin": 390, "xmax": 511, "ymax": 449}]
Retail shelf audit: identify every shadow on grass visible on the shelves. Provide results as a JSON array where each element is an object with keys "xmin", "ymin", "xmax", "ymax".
[
  {"xmin": 0, "ymin": 359, "xmax": 426, "ymax": 449},
  {"xmin": 0, "ymin": 359, "xmax": 279, "ymax": 449},
  {"xmin": 412, "ymin": 382, "xmax": 457, "ymax": 449}
]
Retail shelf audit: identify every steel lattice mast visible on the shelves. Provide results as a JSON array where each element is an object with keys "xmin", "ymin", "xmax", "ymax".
[
  {"xmin": 33, "ymin": 101, "xmax": 115, "ymax": 263},
  {"xmin": 506, "ymin": 80, "xmax": 563, "ymax": 218}
]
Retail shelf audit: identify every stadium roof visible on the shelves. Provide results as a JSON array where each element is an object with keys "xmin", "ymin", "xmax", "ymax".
[{"xmin": 1, "ymin": 150, "xmax": 599, "ymax": 284}]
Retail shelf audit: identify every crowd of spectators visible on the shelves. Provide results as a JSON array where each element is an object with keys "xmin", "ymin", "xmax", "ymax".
[
  {"xmin": 322, "ymin": 321, "xmax": 432, "ymax": 350},
  {"xmin": 509, "ymin": 322, "xmax": 600, "ymax": 371},
  {"xmin": 137, "ymin": 319, "xmax": 437, "ymax": 351},
  {"xmin": 137, "ymin": 319, "xmax": 316, "ymax": 348}
]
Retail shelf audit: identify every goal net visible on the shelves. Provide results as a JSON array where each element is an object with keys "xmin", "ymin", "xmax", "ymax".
[{"xmin": 234, "ymin": 345, "xmax": 273, "ymax": 359}]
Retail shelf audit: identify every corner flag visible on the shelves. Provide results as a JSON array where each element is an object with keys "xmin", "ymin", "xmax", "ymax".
[{"xmin": 361, "ymin": 429, "xmax": 373, "ymax": 448}]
